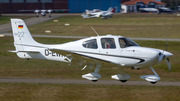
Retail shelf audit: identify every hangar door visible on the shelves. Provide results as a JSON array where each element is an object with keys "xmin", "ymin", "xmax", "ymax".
[{"xmin": 68, "ymin": 0, "xmax": 120, "ymax": 13}]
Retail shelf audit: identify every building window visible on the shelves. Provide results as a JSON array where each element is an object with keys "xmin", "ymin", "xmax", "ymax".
[
  {"xmin": 0, "ymin": 0, "xmax": 10, "ymax": 3},
  {"xmin": 132, "ymin": 6, "xmax": 134, "ymax": 11},
  {"xmin": 41, "ymin": 0, "xmax": 52, "ymax": 3},
  {"xmin": 12, "ymin": 0, "xmax": 24, "ymax": 3},
  {"xmin": 26, "ymin": 0, "xmax": 38, "ymax": 3},
  {"xmin": 128, "ymin": 6, "xmax": 131, "ymax": 11}
]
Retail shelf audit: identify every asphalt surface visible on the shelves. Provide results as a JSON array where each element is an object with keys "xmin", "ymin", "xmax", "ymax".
[
  {"xmin": 3, "ymin": 33, "xmax": 180, "ymax": 41},
  {"xmin": 0, "ymin": 78, "xmax": 179, "ymax": 86},
  {"xmin": 0, "ymin": 14, "xmax": 64, "ymax": 34},
  {"xmin": 1, "ymin": 14, "xmax": 180, "ymax": 86}
]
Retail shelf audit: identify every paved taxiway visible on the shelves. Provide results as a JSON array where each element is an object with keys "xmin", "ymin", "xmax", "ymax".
[
  {"xmin": 0, "ymin": 14, "xmax": 65, "ymax": 34},
  {"xmin": 0, "ymin": 78, "xmax": 179, "ymax": 86},
  {"xmin": 3, "ymin": 33, "xmax": 180, "ymax": 41}
]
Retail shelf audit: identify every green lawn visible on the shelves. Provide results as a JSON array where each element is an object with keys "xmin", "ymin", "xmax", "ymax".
[
  {"xmin": 23, "ymin": 14, "xmax": 180, "ymax": 39},
  {"xmin": 0, "ymin": 83, "xmax": 179, "ymax": 101}
]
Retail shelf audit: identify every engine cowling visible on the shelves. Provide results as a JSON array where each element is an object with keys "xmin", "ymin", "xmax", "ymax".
[{"xmin": 140, "ymin": 75, "xmax": 161, "ymax": 84}]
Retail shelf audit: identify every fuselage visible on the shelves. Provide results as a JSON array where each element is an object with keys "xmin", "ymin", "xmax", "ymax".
[
  {"xmin": 16, "ymin": 35, "xmax": 172, "ymax": 69},
  {"xmin": 47, "ymin": 35, "xmax": 162, "ymax": 68}
]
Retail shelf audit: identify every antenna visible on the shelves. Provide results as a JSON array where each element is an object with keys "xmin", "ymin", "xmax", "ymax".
[
  {"xmin": 165, "ymin": 32, "xmax": 169, "ymax": 51},
  {"xmin": 91, "ymin": 26, "xmax": 99, "ymax": 36}
]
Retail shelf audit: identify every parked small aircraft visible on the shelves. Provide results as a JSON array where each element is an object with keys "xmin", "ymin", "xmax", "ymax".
[
  {"xmin": 138, "ymin": 2, "xmax": 159, "ymax": 13},
  {"xmin": 139, "ymin": 8, "xmax": 159, "ymax": 13},
  {"xmin": 9, "ymin": 19, "xmax": 173, "ymax": 84},
  {"xmin": 34, "ymin": 10, "xmax": 52, "ymax": 17},
  {"xmin": 18, "ymin": 9, "xmax": 68, "ymax": 17},
  {"xmin": 158, "ymin": 7, "xmax": 173, "ymax": 14},
  {"xmin": 81, "ymin": 7, "xmax": 116, "ymax": 19}
]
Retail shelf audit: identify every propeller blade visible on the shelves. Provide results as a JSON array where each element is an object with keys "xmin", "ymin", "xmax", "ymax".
[{"xmin": 166, "ymin": 58, "xmax": 171, "ymax": 72}]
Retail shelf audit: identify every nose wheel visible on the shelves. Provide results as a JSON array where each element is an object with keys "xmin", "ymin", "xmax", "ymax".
[{"xmin": 140, "ymin": 66, "xmax": 161, "ymax": 84}]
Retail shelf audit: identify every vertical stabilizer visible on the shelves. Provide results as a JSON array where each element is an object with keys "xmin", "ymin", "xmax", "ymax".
[
  {"xmin": 11, "ymin": 19, "xmax": 38, "ymax": 46},
  {"xmin": 111, "ymin": 8, "xmax": 116, "ymax": 13},
  {"xmin": 11, "ymin": 19, "xmax": 40, "ymax": 58}
]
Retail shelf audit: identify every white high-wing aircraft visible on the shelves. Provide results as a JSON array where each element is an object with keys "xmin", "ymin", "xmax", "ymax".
[
  {"xmin": 9, "ymin": 19, "xmax": 173, "ymax": 84},
  {"xmin": 81, "ymin": 7, "xmax": 116, "ymax": 19},
  {"xmin": 18, "ymin": 9, "xmax": 68, "ymax": 17}
]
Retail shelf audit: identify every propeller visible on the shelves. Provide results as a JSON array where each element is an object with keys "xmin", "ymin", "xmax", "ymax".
[
  {"xmin": 166, "ymin": 58, "xmax": 171, "ymax": 72},
  {"xmin": 158, "ymin": 33, "xmax": 173, "ymax": 72},
  {"xmin": 158, "ymin": 50, "xmax": 173, "ymax": 72}
]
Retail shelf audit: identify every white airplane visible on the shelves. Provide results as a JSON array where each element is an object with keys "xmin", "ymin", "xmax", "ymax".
[
  {"xmin": 18, "ymin": 9, "xmax": 68, "ymax": 17},
  {"xmin": 9, "ymin": 19, "xmax": 173, "ymax": 84},
  {"xmin": 34, "ymin": 10, "xmax": 52, "ymax": 17},
  {"xmin": 81, "ymin": 7, "xmax": 116, "ymax": 19},
  {"xmin": 139, "ymin": 8, "xmax": 159, "ymax": 13},
  {"xmin": 138, "ymin": 4, "xmax": 159, "ymax": 13}
]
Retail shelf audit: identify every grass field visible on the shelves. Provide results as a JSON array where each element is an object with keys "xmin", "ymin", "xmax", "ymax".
[
  {"xmin": 0, "ymin": 83, "xmax": 179, "ymax": 101},
  {"xmin": 1, "ymin": 14, "xmax": 180, "ymax": 100},
  {"xmin": 21, "ymin": 14, "xmax": 180, "ymax": 39}
]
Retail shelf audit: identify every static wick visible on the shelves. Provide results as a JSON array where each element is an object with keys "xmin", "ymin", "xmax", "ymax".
[{"xmin": 91, "ymin": 26, "xmax": 99, "ymax": 36}]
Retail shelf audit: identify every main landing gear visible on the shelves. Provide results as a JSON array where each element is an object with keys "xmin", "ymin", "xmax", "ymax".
[
  {"xmin": 111, "ymin": 67, "xmax": 131, "ymax": 82},
  {"xmin": 82, "ymin": 64, "xmax": 102, "ymax": 81}
]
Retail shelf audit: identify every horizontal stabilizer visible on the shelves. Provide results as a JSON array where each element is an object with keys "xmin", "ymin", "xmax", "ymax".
[{"xmin": 8, "ymin": 50, "xmax": 40, "ymax": 53}]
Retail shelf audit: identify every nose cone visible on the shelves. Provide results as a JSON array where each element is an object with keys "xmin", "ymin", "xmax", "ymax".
[{"xmin": 163, "ymin": 51, "xmax": 173, "ymax": 58}]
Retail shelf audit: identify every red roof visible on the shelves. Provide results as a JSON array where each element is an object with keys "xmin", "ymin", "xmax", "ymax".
[{"xmin": 122, "ymin": 0, "xmax": 166, "ymax": 5}]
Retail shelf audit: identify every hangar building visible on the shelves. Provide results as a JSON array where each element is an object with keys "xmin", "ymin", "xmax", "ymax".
[
  {"xmin": 68, "ymin": 0, "xmax": 120, "ymax": 13},
  {"xmin": 0, "ymin": 0, "xmax": 121, "ymax": 13}
]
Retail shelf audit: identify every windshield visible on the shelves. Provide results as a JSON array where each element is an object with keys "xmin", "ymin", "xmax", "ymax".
[{"xmin": 119, "ymin": 38, "xmax": 139, "ymax": 48}]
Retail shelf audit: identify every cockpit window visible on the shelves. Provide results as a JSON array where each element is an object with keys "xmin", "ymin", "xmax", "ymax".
[
  {"xmin": 82, "ymin": 39, "xmax": 98, "ymax": 49},
  {"xmin": 101, "ymin": 38, "xmax": 116, "ymax": 49},
  {"xmin": 119, "ymin": 38, "xmax": 139, "ymax": 48}
]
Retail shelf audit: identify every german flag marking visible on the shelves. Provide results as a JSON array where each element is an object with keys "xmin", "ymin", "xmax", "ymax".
[{"xmin": 18, "ymin": 25, "xmax": 23, "ymax": 29}]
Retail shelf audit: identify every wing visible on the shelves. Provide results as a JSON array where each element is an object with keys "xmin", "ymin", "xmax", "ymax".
[
  {"xmin": 49, "ymin": 48, "xmax": 117, "ymax": 70},
  {"xmin": 49, "ymin": 48, "xmax": 131, "ymax": 81}
]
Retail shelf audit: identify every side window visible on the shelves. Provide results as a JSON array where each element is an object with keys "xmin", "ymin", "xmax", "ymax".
[
  {"xmin": 101, "ymin": 38, "xmax": 116, "ymax": 49},
  {"xmin": 82, "ymin": 39, "xmax": 98, "ymax": 49},
  {"xmin": 119, "ymin": 38, "xmax": 126, "ymax": 48}
]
